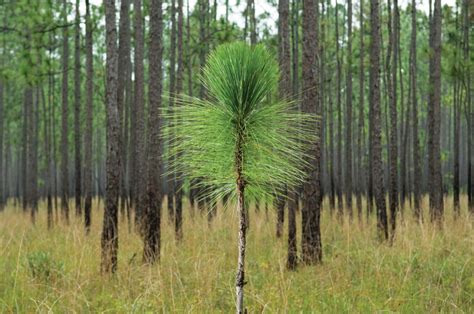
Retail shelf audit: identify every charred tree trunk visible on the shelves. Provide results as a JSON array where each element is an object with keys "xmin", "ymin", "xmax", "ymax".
[
  {"xmin": 428, "ymin": 0, "xmax": 443, "ymax": 222},
  {"xmin": 101, "ymin": 0, "xmax": 121, "ymax": 274},
  {"xmin": 388, "ymin": 0, "xmax": 399, "ymax": 239},
  {"xmin": 143, "ymin": 0, "xmax": 164, "ymax": 264},
  {"xmin": 84, "ymin": 0, "xmax": 94, "ymax": 234},
  {"xmin": 410, "ymin": 0, "xmax": 421, "ymax": 221},
  {"xmin": 175, "ymin": 0, "xmax": 184, "ymax": 241},
  {"xmin": 133, "ymin": 0, "xmax": 146, "ymax": 232},
  {"xmin": 167, "ymin": 0, "xmax": 177, "ymax": 223},
  {"xmin": 117, "ymin": 0, "xmax": 131, "ymax": 222},
  {"xmin": 301, "ymin": 0, "xmax": 322, "ymax": 264},
  {"xmin": 74, "ymin": 0, "xmax": 82, "ymax": 216},
  {"xmin": 335, "ymin": 2, "xmax": 343, "ymax": 219},
  {"xmin": 61, "ymin": 0, "xmax": 70, "ymax": 223},
  {"xmin": 356, "ymin": 0, "xmax": 365, "ymax": 222},
  {"xmin": 345, "ymin": 0, "xmax": 353, "ymax": 220},
  {"xmin": 370, "ymin": 0, "xmax": 388, "ymax": 240}
]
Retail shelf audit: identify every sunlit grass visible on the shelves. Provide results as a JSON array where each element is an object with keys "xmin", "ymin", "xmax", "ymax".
[{"xmin": 0, "ymin": 195, "xmax": 472, "ymax": 312}]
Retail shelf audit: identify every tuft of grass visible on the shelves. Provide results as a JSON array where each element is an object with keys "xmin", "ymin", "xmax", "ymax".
[{"xmin": 0, "ymin": 195, "xmax": 472, "ymax": 312}]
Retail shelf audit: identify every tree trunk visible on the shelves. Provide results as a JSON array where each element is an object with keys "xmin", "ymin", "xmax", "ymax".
[
  {"xmin": 175, "ymin": 0, "xmax": 184, "ymax": 241},
  {"xmin": 101, "ymin": 0, "xmax": 121, "ymax": 274},
  {"xmin": 117, "ymin": 0, "xmax": 131, "ymax": 222},
  {"xmin": 370, "ymin": 0, "xmax": 388, "ymax": 240},
  {"xmin": 301, "ymin": 0, "xmax": 322, "ymax": 264},
  {"xmin": 143, "ymin": 0, "xmax": 164, "ymax": 264},
  {"xmin": 356, "ymin": 0, "xmax": 365, "ymax": 222},
  {"xmin": 345, "ymin": 0, "xmax": 353, "ymax": 220},
  {"xmin": 248, "ymin": 0, "xmax": 257, "ymax": 45},
  {"xmin": 31, "ymin": 88, "xmax": 38, "ymax": 223},
  {"xmin": 428, "ymin": 0, "xmax": 443, "ymax": 222},
  {"xmin": 388, "ymin": 0, "xmax": 399, "ymax": 239},
  {"xmin": 84, "ymin": 0, "xmax": 94, "ymax": 234},
  {"xmin": 410, "ymin": 0, "xmax": 421, "ymax": 221},
  {"xmin": 235, "ymin": 131, "xmax": 247, "ymax": 314},
  {"xmin": 463, "ymin": 0, "xmax": 472, "ymax": 214},
  {"xmin": 74, "ymin": 0, "xmax": 82, "ymax": 216},
  {"xmin": 133, "ymin": 0, "xmax": 146, "ymax": 232},
  {"xmin": 335, "ymin": 3, "xmax": 344, "ymax": 219},
  {"xmin": 278, "ymin": 0, "xmax": 294, "ymax": 266},
  {"xmin": 61, "ymin": 0, "xmax": 70, "ymax": 224},
  {"xmin": 167, "ymin": 0, "xmax": 177, "ymax": 223}
]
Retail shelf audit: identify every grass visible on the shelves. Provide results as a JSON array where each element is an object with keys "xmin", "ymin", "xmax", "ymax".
[{"xmin": 0, "ymin": 196, "xmax": 473, "ymax": 312}]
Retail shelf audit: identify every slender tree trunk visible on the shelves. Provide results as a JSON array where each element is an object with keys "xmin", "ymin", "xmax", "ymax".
[
  {"xmin": 175, "ymin": 0, "xmax": 184, "ymax": 241},
  {"xmin": 463, "ymin": 0, "xmax": 472, "ymax": 214},
  {"xmin": 61, "ymin": 0, "xmax": 70, "ymax": 223},
  {"xmin": 74, "ymin": 0, "xmax": 82, "ymax": 216},
  {"xmin": 133, "ymin": 0, "xmax": 146, "ymax": 232},
  {"xmin": 248, "ymin": 0, "xmax": 257, "ymax": 45},
  {"xmin": 30, "ymin": 88, "xmax": 38, "ymax": 223},
  {"xmin": 370, "ymin": 0, "xmax": 388, "ymax": 240},
  {"xmin": 167, "ymin": 0, "xmax": 177, "ymax": 223},
  {"xmin": 84, "ymin": 0, "xmax": 94, "ymax": 234},
  {"xmin": 292, "ymin": 0, "xmax": 301, "ymax": 214},
  {"xmin": 25, "ymin": 87, "xmax": 33, "ymax": 220},
  {"xmin": 143, "ymin": 0, "xmax": 164, "ymax": 264},
  {"xmin": 410, "ymin": 0, "xmax": 421, "ymax": 220},
  {"xmin": 335, "ymin": 2, "xmax": 343, "ymax": 219},
  {"xmin": 388, "ymin": 0, "xmax": 399, "ymax": 240},
  {"xmin": 301, "ymin": 0, "xmax": 322, "ymax": 264},
  {"xmin": 101, "ymin": 0, "xmax": 121, "ymax": 274},
  {"xmin": 345, "ymin": 0, "xmax": 353, "ymax": 220},
  {"xmin": 428, "ymin": 0, "xmax": 443, "ymax": 222},
  {"xmin": 117, "ymin": 0, "xmax": 131, "ymax": 222},
  {"xmin": 356, "ymin": 0, "xmax": 365, "ymax": 222},
  {"xmin": 235, "ymin": 129, "xmax": 247, "ymax": 314}
]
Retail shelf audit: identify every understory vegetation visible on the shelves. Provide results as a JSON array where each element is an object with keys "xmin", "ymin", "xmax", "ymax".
[{"xmin": 1, "ymin": 196, "xmax": 472, "ymax": 312}]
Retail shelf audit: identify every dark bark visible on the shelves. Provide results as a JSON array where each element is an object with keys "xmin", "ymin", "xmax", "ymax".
[
  {"xmin": 356, "ymin": 0, "xmax": 365, "ymax": 222},
  {"xmin": 410, "ymin": 0, "xmax": 421, "ymax": 220},
  {"xmin": 463, "ymin": 0, "xmax": 472, "ymax": 214},
  {"xmin": 388, "ymin": 0, "xmax": 399, "ymax": 239},
  {"xmin": 370, "ymin": 0, "xmax": 388, "ymax": 240},
  {"xmin": 279, "ymin": 0, "xmax": 294, "ymax": 268},
  {"xmin": 175, "ymin": 0, "xmax": 184, "ymax": 242},
  {"xmin": 345, "ymin": 0, "xmax": 353, "ymax": 219},
  {"xmin": 117, "ymin": 0, "xmax": 131, "ymax": 222},
  {"xmin": 101, "ymin": 0, "xmax": 121, "ymax": 274},
  {"xmin": 143, "ymin": 0, "xmax": 164, "ymax": 264},
  {"xmin": 61, "ymin": 0, "xmax": 70, "ymax": 223},
  {"xmin": 235, "ymin": 128, "xmax": 247, "ymax": 314},
  {"xmin": 84, "ymin": 0, "xmax": 94, "ymax": 233},
  {"xmin": 248, "ymin": 0, "xmax": 257, "ymax": 45},
  {"xmin": 74, "ymin": 0, "xmax": 82, "ymax": 216},
  {"xmin": 275, "ymin": 196, "xmax": 285, "ymax": 238},
  {"xmin": 25, "ymin": 87, "xmax": 34, "ymax": 221},
  {"xmin": 168, "ymin": 0, "xmax": 177, "ymax": 223},
  {"xmin": 31, "ymin": 88, "xmax": 38, "ymax": 223},
  {"xmin": 428, "ymin": 0, "xmax": 443, "ymax": 222},
  {"xmin": 335, "ymin": 3, "xmax": 343, "ymax": 219},
  {"xmin": 133, "ymin": 0, "xmax": 146, "ymax": 232},
  {"xmin": 301, "ymin": 0, "xmax": 322, "ymax": 264}
]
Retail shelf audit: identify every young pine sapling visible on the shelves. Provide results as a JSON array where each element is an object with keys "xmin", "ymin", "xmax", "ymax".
[{"xmin": 165, "ymin": 42, "xmax": 316, "ymax": 313}]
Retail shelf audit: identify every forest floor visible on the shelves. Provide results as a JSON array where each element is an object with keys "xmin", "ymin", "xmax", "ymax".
[{"xmin": 0, "ymin": 196, "xmax": 473, "ymax": 312}]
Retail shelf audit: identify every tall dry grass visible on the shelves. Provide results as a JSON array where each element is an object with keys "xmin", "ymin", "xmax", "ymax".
[{"xmin": 0, "ymin": 196, "xmax": 472, "ymax": 312}]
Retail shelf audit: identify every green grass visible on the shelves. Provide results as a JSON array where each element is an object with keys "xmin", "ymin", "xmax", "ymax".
[{"xmin": 0, "ymin": 196, "xmax": 473, "ymax": 312}]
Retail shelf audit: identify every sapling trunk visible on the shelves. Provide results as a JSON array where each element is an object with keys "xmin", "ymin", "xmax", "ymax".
[
  {"xmin": 165, "ymin": 43, "xmax": 316, "ymax": 312},
  {"xmin": 235, "ymin": 128, "xmax": 247, "ymax": 313}
]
